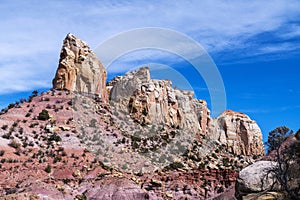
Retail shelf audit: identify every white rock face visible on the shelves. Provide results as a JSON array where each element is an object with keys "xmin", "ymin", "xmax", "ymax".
[
  {"xmin": 109, "ymin": 67, "xmax": 210, "ymax": 135},
  {"xmin": 108, "ymin": 67, "xmax": 265, "ymax": 156},
  {"xmin": 52, "ymin": 33, "xmax": 108, "ymax": 102},
  {"xmin": 235, "ymin": 161, "xmax": 278, "ymax": 198},
  {"xmin": 209, "ymin": 110, "xmax": 264, "ymax": 156}
]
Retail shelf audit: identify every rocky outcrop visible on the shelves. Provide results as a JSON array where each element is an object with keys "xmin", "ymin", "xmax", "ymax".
[
  {"xmin": 235, "ymin": 161, "xmax": 278, "ymax": 199},
  {"xmin": 0, "ymin": 33, "xmax": 267, "ymax": 200},
  {"xmin": 51, "ymin": 34, "xmax": 264, "ymax": 157},
  {"xmin": 52, "ymin": 33, "xmax": 108, "ymax": 102},
  {"xmin": 109, "ymin": 67, "xmax": 264, "ymax": 157},
  {"xmin": 209, "ymin": 110, "xmax": 264, "ymax": 156},
  {"xmin": 109, "ymin": 67, "xmax": 210, "ymax": 135}
]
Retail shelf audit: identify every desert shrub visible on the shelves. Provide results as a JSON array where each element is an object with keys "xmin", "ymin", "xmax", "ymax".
[
  {"xmin": 142, "ymin": 108, "xmax": 148, "ymax": 116},
  {"xmin": 2, "ymin": 133, "xmax": 11, "ymax": 139},
  {"xmin": 38, "ymin": 109, "xmax": 50, "ymax": 121},
  {"xmin": 8, "ymin": 139, "xmax": 21, "ymax": 149},
  {"xmin": 18, "ymin": 127, "xmax": 23, "ymax": 134},
  {"xmin": 22, "ymin": 141, "xmax": 28, "ymax": 148},
  {"xmin": 29, "ymin": 122, "xmax": 39, "ymax": 128},
  {"xmin": 45, "ymin": 164, "xmax": 51, "ymax": 173},
  {"xmin": 222, "ymin": 157, "xmax": 229, "ymax": 166},
  {"xmin": 1, "ymin": 125, "xmax": 8, "ymax": 130},
  {"xmin": 12, "ymin": 121, "xmax": 19, "ymax": 127},
  {"xmin": 32, "ymin": 90, "xmax": 38, "ymax": 97},
  {"xmin": 61, "ymin": 151, "xmax": 67, "ymax": 157},
  {"xmin": 53, "ymin": 155, "xmax": 62, "ymax": 163},
  {"xmin": 8, "ymin": 103, "xmax": 15, "ymax": 109},
  {"xmin": 48, "ymin": 133, "xmax": 61, "ymax": 142},
  {"xmin": 164, "ymin": 161, "xmax": 185, "ymax": 171},
  {"xmin": 20, "ymin": 98, "xmax": 27, "ymax": 103},
  {"xmin": 212, "ymin": 153, "xmax": 218, "ymax": 159},
  {"xmin": 67, "ymin": 100, "xmax": 72, "ymax": 106},
  {"xmin": 90, "ymin": 119, "xmax": 97, "ymax": 127}
]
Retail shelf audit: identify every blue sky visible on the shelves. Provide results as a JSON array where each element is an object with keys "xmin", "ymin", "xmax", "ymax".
[{"xmin": 0, "ymin": 0, "xmax": 300, "ymax": 143}]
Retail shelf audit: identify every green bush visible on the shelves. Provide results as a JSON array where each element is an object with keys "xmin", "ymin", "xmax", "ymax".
[
  {"xmin": 38, "ymin": 109, "xmax": 50, "ymax": 121},
  {"xmin": 45, "ymin": 164, "xmax": 51, "ymax": 173},
  {"xmin": 1, "ymin": 125, "xmax": 8, "ymax": 130},
  {"xmin": 48, "ymin": 133, "xmax": 61, "ymax": 142}
]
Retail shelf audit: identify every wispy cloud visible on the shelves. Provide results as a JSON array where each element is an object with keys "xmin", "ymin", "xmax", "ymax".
[
  {"xmin": 241, "ymin": 105, "xmax": 300, "ymax": 114},
  {"xmin": 0, "ymin": 0, "xmax": 299, "ymax": 94}
]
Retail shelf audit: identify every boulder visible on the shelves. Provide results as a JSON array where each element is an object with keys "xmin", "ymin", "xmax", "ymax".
[
  {"xmin": 52, "ymin": 33, "xmax": 108, "ymax": 102},
  {"xmin": 235, "ymin": 161, "xmax": 278, "ymax": 199}
]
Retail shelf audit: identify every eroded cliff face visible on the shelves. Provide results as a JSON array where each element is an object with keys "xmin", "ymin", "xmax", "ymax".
[
  {"xmin": 109, "ymin": 67, "xmax": 210, "ymax": 135},
  {"xmin": 108, "ymin": 67, "xmax": 265, "ymax": 157},
  {"xmin": 51, "ymin": 34, "xmax": 264, "ymax": 158},
  {"xmin": 52, "ymin": 33, "xmax": 108, "ymax": 102},
  {"xmin": 209, "ymin": 110, "xmax": 264, "ymax": 156}
]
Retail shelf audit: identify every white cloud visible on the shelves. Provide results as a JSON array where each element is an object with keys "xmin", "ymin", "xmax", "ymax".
[{"xmin": 0, "ymin": 0, "xmax": 299, "ymax": 95}]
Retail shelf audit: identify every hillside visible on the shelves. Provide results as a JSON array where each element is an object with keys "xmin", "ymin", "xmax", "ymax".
[{"xmin": 0, "ymin": 34, "xmax": 265, "ymax": 199}]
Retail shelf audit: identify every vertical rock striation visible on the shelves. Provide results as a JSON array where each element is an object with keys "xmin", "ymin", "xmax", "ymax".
[
  {"xmin": 109, "ymin": 67, "xmax": 210, "ymax": 135},
  {"xmin": 209, "ymin": 110, "xmax": 264, "ymax": 156},
  {"xmin": 109, "ymin": 68, "xmax": 264, "ymax": 156},
  {"xmin": 52, "ymin": 33, "xmax": 108, "ymax": 102}
]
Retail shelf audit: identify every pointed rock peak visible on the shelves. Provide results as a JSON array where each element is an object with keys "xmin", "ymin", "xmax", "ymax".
[
  {"xmin": 63, "ymin": 33, "xmax": 89, "ymax": 48},
  {"xmin": 109, "ymin": 66, "xmax": 151, "ymax": 101},
  {"xmin": 52, "ymin": 33, "xmax": 108, "ymax": 102},
  {"xmin": 220, "ymin": 110, "xmax": 249, "ymax": 119},
  {"xmin": 124, "ymin": 67, "xmax": 151, "ymax": 83}
]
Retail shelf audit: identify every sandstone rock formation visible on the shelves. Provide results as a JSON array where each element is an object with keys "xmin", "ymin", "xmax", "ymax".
[
  {"xmin": 109, "ymin": 67, "xmax": 210, "ymax": 135},
  {"xmin": 0, "ymin": 33, "xmax": 268, "ymax": 199},
  {"xmin": 235, "ymin": 161, "xmax": 278, "ymax": 199},
  {"xmin": 51, "ymin": 34, "xmax": 264, "ymax": 157},
  {"xmin": 109, "ymin": 67, "xmax": 265, "ymax": 156},
  {"xmin": 209, "ymin": 110, "xmax": 265, "ymax": 156},
  {"xmin": 52, "ymin": 33, "xmax": 107, "ymax": 102}
]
